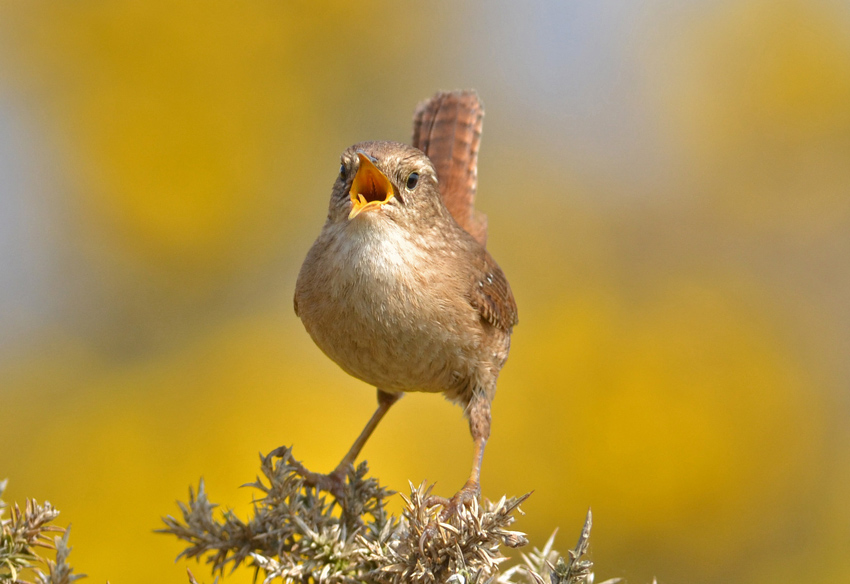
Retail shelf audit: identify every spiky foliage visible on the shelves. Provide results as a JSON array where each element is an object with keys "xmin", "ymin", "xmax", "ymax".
[
  {"xmin": 357, "ymin": 483, "xmax": 529, "ymax": 583},
  {"xmin": 161, "ymin": 449, "xmax": 610, "ymax": 584},
  {"xmin": 0, "ymin": 479, "xmax": 84, "ymax": 584},
  {"xmin": 498, "ymin": 511, "xmax": 621, "ymax": 584}
]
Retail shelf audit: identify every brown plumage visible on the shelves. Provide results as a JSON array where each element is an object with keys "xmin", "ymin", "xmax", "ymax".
[
  {"xmin": 294, "ymin": 91, "xmax": 517, "ymax": 505},
  {"xmin": 413, "ymin": 90, "xmax": 488, "ymax": 246}
]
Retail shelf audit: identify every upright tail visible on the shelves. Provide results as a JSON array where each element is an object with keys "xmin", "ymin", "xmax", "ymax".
[{"xmin": 412, "ymin": 90, "xmax": 488, "ymax": 247}]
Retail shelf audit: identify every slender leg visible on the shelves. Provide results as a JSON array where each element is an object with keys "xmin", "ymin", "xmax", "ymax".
[
  {"xmin": 464, "ymin": 429, "xmax": 487, "ymax": 492},
  {"xmin": 430, "ymin": 391, "xmax": 491, "ymax": 516},
  {"xmin": 331, "ymin": 388, "xmax": 401, "ymax": 477},
  {"xmin": 459, "ymin": 390, "xmax": 491, "ymax": 496},
  {"xmin": 290, "ymin": 388, "xmax": 400, "ymax": 498}
]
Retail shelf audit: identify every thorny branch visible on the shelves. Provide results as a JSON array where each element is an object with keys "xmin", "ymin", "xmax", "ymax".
[
  {"xmin": 161, "ymin": 449, "xmax": 610, "ymax": 584},
  {"xmin": 0, "ymin": 479, "xmax": 84, "ymax": 584}
]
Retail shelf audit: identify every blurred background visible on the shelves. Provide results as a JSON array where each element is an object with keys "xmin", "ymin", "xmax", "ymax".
[{"xmin": 1, "ymin": 1, "xmax": 848, "ymax": 582}]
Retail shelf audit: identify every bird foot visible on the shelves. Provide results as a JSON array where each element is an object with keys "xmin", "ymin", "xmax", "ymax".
[
  {"xmin": 426, "ymin": 480, "xmax": 481, "ymax": 520},
  {"xmin": 270, "ymin": 446, "xmax": 348, "ymax": 500},
  {"xmin": 303, "ymin": 469, "xmax": 348, "ymax": 500},
  {"xmin": 418, "ymin": 481, "xmax": 481, "ymax": 554}
]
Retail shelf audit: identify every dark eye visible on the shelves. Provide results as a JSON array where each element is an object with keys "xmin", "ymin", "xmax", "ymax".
[
  {"xmin": 339, "ymin": 163, "xmax": 346, "ymax": 180},
  {"xmin": 406, "ymin": 172, "xmax": 419, "ymax": 190}
]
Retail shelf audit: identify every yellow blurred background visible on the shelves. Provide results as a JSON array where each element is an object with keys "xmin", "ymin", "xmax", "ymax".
[{"xmin": 1, "ymin": 1, "xmax": 848, "ymax": 582}]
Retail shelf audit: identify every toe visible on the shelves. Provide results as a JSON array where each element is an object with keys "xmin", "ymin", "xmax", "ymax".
[{"xmin": 438, "ymin": 481, "xmax": 481, "ymax": 520}]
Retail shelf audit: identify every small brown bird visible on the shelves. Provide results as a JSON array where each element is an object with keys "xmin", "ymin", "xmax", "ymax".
[{"xmin": 294, "ymin": 91, "xmax": 517, "ymax": 506}]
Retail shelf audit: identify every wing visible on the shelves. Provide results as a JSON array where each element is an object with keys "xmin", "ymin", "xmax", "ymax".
[
  {"xmin": 469, "ymin": 249, "xmax": 518, "ymax": 332},
  {"xmin": 412, "ymin": 90, "xmax": 488, "ymax": 246}
]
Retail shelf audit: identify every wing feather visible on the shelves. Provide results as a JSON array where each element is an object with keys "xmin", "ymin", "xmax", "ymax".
[{"xmin": 469, "ymin": 249, "xmax": 518, "ymax": 332}]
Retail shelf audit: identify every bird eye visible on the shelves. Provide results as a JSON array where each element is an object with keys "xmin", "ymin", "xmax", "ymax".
[
  {"xmin": 339, "ymin": 163, "xmax": 346, "ymax": 180},
  {"xmin": 406, "ymin": 172, "xmax": 419, "ymax": 190}
]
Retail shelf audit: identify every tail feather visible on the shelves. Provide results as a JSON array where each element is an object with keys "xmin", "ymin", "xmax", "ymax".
[{"xmin": 412, "ymin": 90, "xmax": 487, "ymax": 246}]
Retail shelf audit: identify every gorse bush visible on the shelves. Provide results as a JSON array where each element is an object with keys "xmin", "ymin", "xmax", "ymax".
[
  {"xmin": 3, "ymin": 450, "xmax": 615, "ymax": 584},
  {"xmin": 0, "ymin": 480, "xmax": 83, "ymax": 584},
  {"xmin": 160, "ymin": 449, "xmax": 612, "ymax": 584}
]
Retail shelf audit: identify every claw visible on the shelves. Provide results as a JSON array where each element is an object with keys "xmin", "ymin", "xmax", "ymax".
[
  {"xmin": 285, "ymin": 455, "xmax": 348, "ymax": 500},
  {"xmin": 438, "ymin": 480, "xmax": 480, "ymax": 520},
  {"xmin": 310, "ymin": 469, "xmax": 347, "ymax": 500},
  {"xmin": 424, "ymin": 494, "xmax": 451, "ymax": 509},
  {"xmin": 419, "ymin": 525, "xmax": 432, "ymax": 556}
]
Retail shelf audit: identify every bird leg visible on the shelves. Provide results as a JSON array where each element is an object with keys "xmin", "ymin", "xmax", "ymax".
[
  {"xmin": 460, "ymin": 391, "xmax": 490, "ymax": 496},
  {"xmin": 430, "ymin": 390, "xmax": 491, "ymax": 516},
  {"xmin": 334, "ymin": 388, "xmax": 401, "ymax": 476},
  {"xmin": 293, "ymin": 388, "xmax": 401, "ymax": 499}
]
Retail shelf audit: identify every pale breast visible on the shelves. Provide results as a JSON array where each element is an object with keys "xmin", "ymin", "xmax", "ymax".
[{"xmin": 295, "ymin": 217, "xmax": 481, "ymax": 396}]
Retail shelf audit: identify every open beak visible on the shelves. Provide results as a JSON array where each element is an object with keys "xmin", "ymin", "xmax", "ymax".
[{"xmin": 349, "ymin": 152, "xmax": 395, "ymax": 219}]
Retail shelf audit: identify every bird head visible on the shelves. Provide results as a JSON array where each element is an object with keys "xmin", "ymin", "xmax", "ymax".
[{"xmin": 327, "ymin": 141, "xmax": 445, "ymax": 226}]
